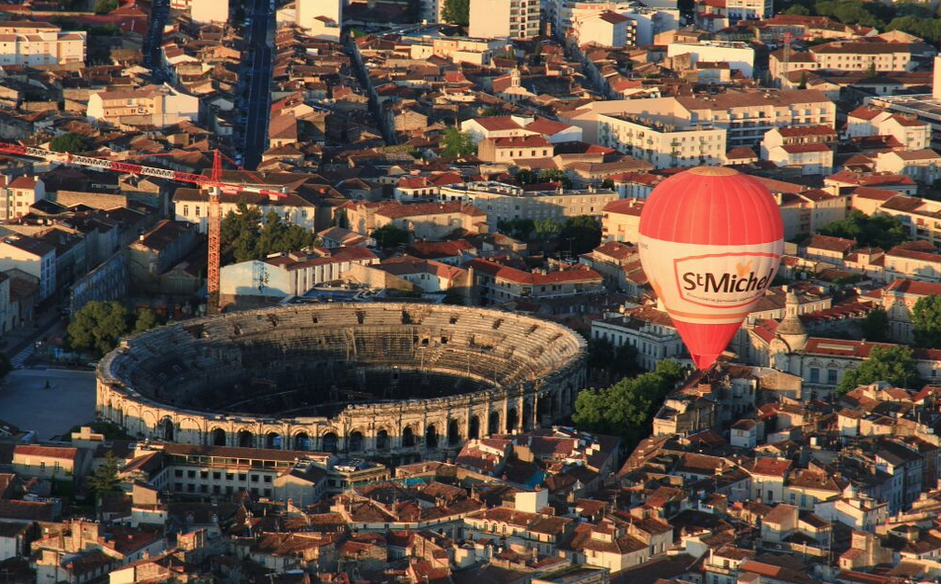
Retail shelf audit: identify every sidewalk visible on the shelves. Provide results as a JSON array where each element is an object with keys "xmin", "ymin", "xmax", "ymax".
[{"xmin": 2, "ymin": 306, "xmax": 67, "ymax": 368}]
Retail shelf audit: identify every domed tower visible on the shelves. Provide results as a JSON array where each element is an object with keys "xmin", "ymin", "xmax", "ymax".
[{"xmin": 776, "ymin": 288, "xmax": 808, "ymax": 352}]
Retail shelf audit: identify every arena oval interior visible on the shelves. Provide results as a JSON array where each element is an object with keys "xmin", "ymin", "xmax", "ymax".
[{"xmin": 96, "ymin": 303, "xmax": 587, "ymax": 458}]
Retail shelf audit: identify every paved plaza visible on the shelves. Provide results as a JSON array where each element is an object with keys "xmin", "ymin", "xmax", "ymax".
[{"xmin": 0, "ymin": 369, "xmax": 97, "ymax": 440}]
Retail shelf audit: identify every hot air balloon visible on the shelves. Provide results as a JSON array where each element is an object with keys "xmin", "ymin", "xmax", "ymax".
[{"xmin": 637, "ymin": 166, "xmax": 783, "ymax": 370}]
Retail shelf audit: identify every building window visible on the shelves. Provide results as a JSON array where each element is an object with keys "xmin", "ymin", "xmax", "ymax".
[
  {"xmin": 809, "ymin": 368, "xmax": 819, "ymax": 383},
  {"xmin": 183, "ymin": 205, "xmax": 189, "ymax": 216},
  {"xmin": 827, "ymin": 369, "xmax": 838, "ymax": 385}
]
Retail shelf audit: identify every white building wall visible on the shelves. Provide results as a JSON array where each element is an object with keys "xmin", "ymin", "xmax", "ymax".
[
  {"xmin": 191, "ymin": 0, "xmax": 230, "ymax": 23},
  {"xmin": 666, "ymin": 42, "xmax": 755, "ymax": 77}
]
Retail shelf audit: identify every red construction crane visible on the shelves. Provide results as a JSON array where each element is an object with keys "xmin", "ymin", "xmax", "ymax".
[{"xmin": 0, "ymin": 142, "xmax": 287, "ymax": 314}]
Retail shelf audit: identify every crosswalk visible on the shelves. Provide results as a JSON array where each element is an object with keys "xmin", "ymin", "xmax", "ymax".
[{"xmin": 9, "ymin": 344, "xmax": 33, "ymax": 369}]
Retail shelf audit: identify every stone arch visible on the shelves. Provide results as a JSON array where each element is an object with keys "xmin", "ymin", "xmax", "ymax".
[
  {"xmin": 161, "ymin": 417, "xmax": 174, "ymax": 441},
  {"xmin": 293, "ymin": 432, "xmax": 311, "ymax": 450},
  {"xmin": 425, "ymin": 424, "xmax": 438, "ymax": 448},
  {"xmin": 210, "ymin": 428, "xmax": 227, "ymax": 446},
  {"xmin": 469, "ymin": 415, "xmax": 480, "ymax": 439},
  {"xmin": 376, "ymin": 429, "xmax": 390, "ymax": 450},
  {"xmin": 448, "ymin": 419, "xmax": 461, "ymax": 445},
  {"xmin": 538, "ymin": 395, "xmax": 552, "ymax": 423},
  {"xmin": 237, "ymin": 430, "xmax": 254, "ymax": 448},
  {"xmin": 141, "ymin": 410, "xmax": 158, "ymax": 436},
  {"xmin": 348, "ymin": 430, "xmax": 365, "ymax": 452},
  {"xmin": 322, "ymin": 432, "xmax": 338, "ymax": 453},
  {"xmin": 506, "ymin": 407, "xmax": 518, "ymax": 433},
  {"xmin": 488, "ymin": 411, "xmax": 500, "ymax": 436},
  {"xmin": 403, "ymin": 425, "xmax": 416, "ymax": 448},
  {"xmin": 265, "ymin": 432, "xmax": 281, "ymax": 449}
]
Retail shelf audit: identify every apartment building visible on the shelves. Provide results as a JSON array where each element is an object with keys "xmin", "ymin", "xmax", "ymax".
[
  {"xmin": 0, "ymin": 176, "xmax": 45, "ymax": 220},
  {"xmin": 345, "ymin": 201, "xmax": 488, "ymax": 242},
  {"xmin": 87, "ymin": 84, "xmax": 200, "ymax": 128},
  {"xmin": 297, "ymin": 0, "xmax": 342, "ymax": 41},
  {"xmin": 220, "ymin": 246, "xmax": 379, "ymax": 301},
  {"xmin": 666, "ymin": 41, "xmax": 755, "ymax": 77},
  {"xmin": 591, "ymin": 306, "xmax": 688, "ymax": 371},
  {"xmin": 845, "ymin": 106, "xmax": 930, "ymax": 151},
  {"xmin": 694, "ymin": 0, "xmax": 771, "ymax": 24},
  {"xmin": 469, "ymin": 0, "xmax": 540, "ymax": 39},
  {"xmin": 192, "ymin": 0, "xmax": 230, "ymax": 23},
  {"xmin": 596, "ymin": 112, "xmax": 726, "ymax": 169},
  {"xmin": 173, "ymin": 188, "xmax": 317, "ymax": 233},
  {"xmin": 0, "ymin": 22, "xmax": 86, "ymax": 67},
  {"xmin": 439, "ymin": 182, "xmax": 618, "ymax": 230},
  {"xmin": 874, "ymin": 150, "xmax": 941, "ymax": 185},
  {"xmin": 565, "ymin": 90, "xmax": 835, "ymax": 149},
  {"xmin": 467, "ymin": 259, "xmax": 604, "ymax": 305},
  {"xmin": 576, "ymin": 11, "xmax": 631, "ymax": 47},
  {"xmin": 762, "ymin": 126, "xmax": 835, "ymax": 175},
  {"xmin": 769, "ymin": 40, "xmax": 919, "ymax": 83},
  {"xmin": 601, "ymin": 198, "xmax": 644, "ymax": 243},
  {"xmin": 0, "ymin": 235, "xmax": 55, "ymax": 301}
]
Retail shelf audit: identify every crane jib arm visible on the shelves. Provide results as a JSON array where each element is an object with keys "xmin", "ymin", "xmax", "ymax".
[{"xmin": 0, "ymin": 142, "xmax": 287, "ymax": 198}]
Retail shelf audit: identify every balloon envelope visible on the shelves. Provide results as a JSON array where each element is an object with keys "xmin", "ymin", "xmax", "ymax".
[{"xmin": 637, "ymin": 166, "xmax": 784, "ymax": 370}]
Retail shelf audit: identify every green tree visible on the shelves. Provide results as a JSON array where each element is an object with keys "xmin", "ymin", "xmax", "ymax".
[
  {"xmin": 86, "ymin": 451, "xmax": 121, "ymax": 496},
  {"xmin": 133, "ymin": 309, "xmax": 160, "ymax": 335},
  {"xmin": 440, "ymin": 127, "xmax": 476, "ymax": 157},
  {"xmin": 441, "ymin": 0, "xmax": 470, "ymax": 25},
  {"xmin": 912, "ymin": 295, "xmax": 941, "ymax": 349},
  {"xmin": 784, "ymin": 4, "xmax": 810, "ymax": 14},
  {"xmin": 818, "ymin": 210, "xmax": 908, "ymax": 251},
  {"xmin": 861, "ymin": 306, "xmax": 890, "ymax": 343},
  {"xmin": 221, "ymin": 202, "xmax": 263, "ymax": 263},
  {"xmin": 837, "ymin": 345, "xmax": 921, "ymax": 393},
  {"xmin": 540, "ymin": 169, "xmax": 573, "ymax": 188},
  {"xmin": 573, "ymin": 360, "xmax": 685, "ymax": 447},
  {"xmin": 516, "ymin": 169, "xmax": 538, "ymax": 185},
  {"xmin": 798, "ymin": 71, "xmax": 808, "ymax": 89},
  {"xmin": 93, "ymin": 0, "xmax": 117, "ymax": 13},
  {"xmin": 559, "ymin": 215, "xmax": 601, "ymax": 255},
  {"xmin": 497, "ymin": 218, "xmax": 534, "ymax": 240},
  {"xmin": 49, "ymin": 133, "xmax": 89, "ymax": 154},
  {"xmin": 68, "ymin": 301, "xmax": 130, "ymax": 357},
  {"xmin": 534, "ymin": 218, "xmax": 563, "ymax": 239},
  {"xmin": 372, "ymin": 224, "xmax": 409, "ymax": 247}
]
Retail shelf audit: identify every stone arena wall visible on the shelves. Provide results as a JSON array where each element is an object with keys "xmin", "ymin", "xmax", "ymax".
[{"xmin": 96, "ymin": 303, "xmax": 587, "ymax": 454}]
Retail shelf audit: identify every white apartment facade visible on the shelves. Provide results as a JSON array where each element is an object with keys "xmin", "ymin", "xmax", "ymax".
[
  {"xmin": 439, "ymin": 181, "xmax": 618, "ymax": 229},
  {"xmin": 87, "ymin": 84, "xmax": 200, "ymax": 128},
  {"xmin": 469, "ymin": 0, "xmax": 540, "ymax": 39},
  {"xmin": 667, "ymin": 41, "xmax": 755, "ymax": 77},
  {"xmin": 596, "ymin": 113, "xmax": 727, "ymax": 169},
  {"xmin": 0, "ymin": 176, "xmax": 45, "ymax": 220},
  {"xmin": 0, "ymin": 23, "xmax": 86, "ymax": 67},
  {"xmin": 296, "ymin": 0, "xmax": 342, "ymax": 41},
  {"xmin": 591, "ymin": 307, "xmax": 688, "ymax": 371},
  {"xmin": 192, "ymin": 0, "xmax": 230, "ymax": 23},
  {"xmin": 0, "ymin": 235, "xmax": 55, "ymax": 301},
  {"xmin": 173, "ymin": 189, "xmax": 318, "ymax": 233},
  {"xmin": 564, "ymin": 90, "xmax": 836, "ymax": 149}
]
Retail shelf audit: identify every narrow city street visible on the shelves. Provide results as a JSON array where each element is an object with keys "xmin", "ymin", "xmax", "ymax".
[
  {"xmin": 238, "ymin": 0, "xmax": 275, "ymax": 169},
  {"xmin": 142, "ymin": 0, "xmax": 170, "ymax": 82}
]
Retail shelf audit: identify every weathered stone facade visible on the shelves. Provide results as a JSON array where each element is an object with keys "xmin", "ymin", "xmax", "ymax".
[{"xmin": 97, "ymin": 303, "xmax": 587, "ymax": 455}]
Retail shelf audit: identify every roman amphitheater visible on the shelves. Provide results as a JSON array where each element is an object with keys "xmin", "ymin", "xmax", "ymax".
[{"xmin": 96, "ymin": 303, "xmax": 587, "ymax": 456}]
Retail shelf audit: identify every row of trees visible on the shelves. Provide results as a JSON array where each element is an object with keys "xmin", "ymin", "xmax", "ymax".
[
  {"xmin": 817, "ymin": 211, "xmax": 908, "ymax": 252},
  {"xmin": 67, "ymin": 302, "xmax": 161, "ymax": 357},
  {"xmin": 573, "ymin": 360, "xmax": 685, "ymax": 448},
  {"xmin": 221, "ymin": 203, "xmax": 320, "ymax": 264},
  {"xmin": 496, "ymin": 215, "xmax": 602, "ymax": 254},
  {"xmin": 778, "ymin": 0, "xmax": 941, "ymax": 41}
]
